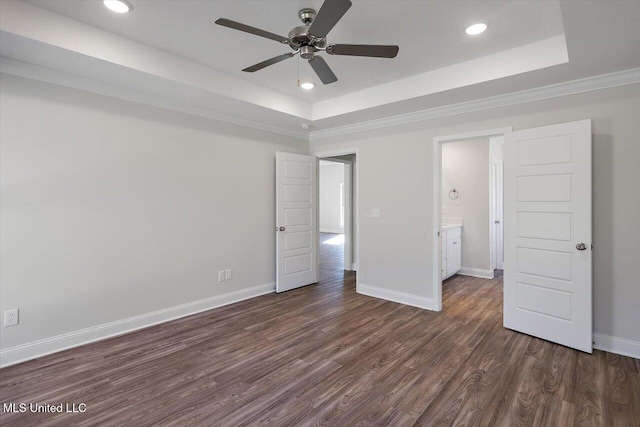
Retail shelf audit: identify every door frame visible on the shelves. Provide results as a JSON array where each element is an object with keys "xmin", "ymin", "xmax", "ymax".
[
  {"xmin": 432, "ymin": 128, "xmax": 512, "ymax": 311},
  {"xmin": 490, "ymin": 158, "xmax": 504, "ymax": 271},
  {"xmin": 313, "ymin": 148, "xmax": 360, "ymax": 282}
]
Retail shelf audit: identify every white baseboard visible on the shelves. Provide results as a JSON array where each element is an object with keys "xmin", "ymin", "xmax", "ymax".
[
  {"xmin": 357, "ymin": 283, "xmax": 434, "ymax": 311},
  {"xmin": 593, "ymin": 333, "xmax": 640, "ymax": 359},
  {"xmin": 320, "ymin": 228, "xmax": 344, "ymax": 234},
  {"xmin": 458, "ymin": 267, "xmax": 495, "ymax": 279},
  {"xmin": 0, "ymin": 282, "xmax": 275, "ymax": 368}
]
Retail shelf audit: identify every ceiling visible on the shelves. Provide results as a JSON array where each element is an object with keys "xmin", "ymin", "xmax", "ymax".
[
  {"xmin": 1, "ymin": 0, "xmax": 639, "ymax": 138},
  {"xmin": 22, "ymin": 0, "xmax": 565, "ymax": 103}
]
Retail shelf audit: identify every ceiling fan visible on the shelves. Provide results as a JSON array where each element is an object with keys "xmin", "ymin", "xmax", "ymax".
[{"xmin": 215, "ymin": 0, "xmax": 399, "ymax": 85}]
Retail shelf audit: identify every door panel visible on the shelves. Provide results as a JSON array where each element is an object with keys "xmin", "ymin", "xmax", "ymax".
[
  {"xmin": 517, "ymin": 175, "xmax": 572, "ymax": 201},
  {"xmin": 504, "ymin": 119, "xmax": 592, "ymax": 353},
  {"xmin": 517, "ymin": 212, "xmax": 572, "ymax": 241},
  {"xmin": 276, "ymin": 152, "xmax": 317, "ymax": 292}
]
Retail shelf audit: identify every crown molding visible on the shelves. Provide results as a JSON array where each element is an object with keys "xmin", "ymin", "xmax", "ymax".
[
  {"xmin": 0, "ymin": 58, "xmax": 309, "ymax": 141},
  {"xmin": 3, "ymin": 56, "xmax": 638, "ymax": 143},
  {"xmin": 309, "ymin": 68, "xmax": 640, "ymax": 141}
]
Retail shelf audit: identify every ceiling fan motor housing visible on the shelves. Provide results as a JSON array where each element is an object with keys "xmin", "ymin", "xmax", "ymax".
[
  {"xmin": 288, "ymin": 9, "xmax": 327, "ymax": 57},
  {"xmin": 288, "ymin": 25, "xmax": 313, "ymax": 49}
]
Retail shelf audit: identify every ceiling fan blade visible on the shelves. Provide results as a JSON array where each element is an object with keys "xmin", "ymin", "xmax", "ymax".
[
  {"xmin": 243, "ymin": 53, "xmax": 294, "ymax": 72},
  {"xmin": 308, "ymin": 0, "xmax": 352, "ymax": 39},
  {"xmin": 328, "ymin": 44, "xmax": 399, "ymax": 58},
  {"xmin": 308, "ymin": 56, "xmax": 338, "ymax": 84},
  {"xmin": 215, "ymin": 18, "xmax": 288, "ymax": 44}
]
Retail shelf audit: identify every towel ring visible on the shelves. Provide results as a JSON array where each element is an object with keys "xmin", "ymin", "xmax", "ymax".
[{"xmin": 448, "ymin": 189, "xmax": 459, "ymax": 200}]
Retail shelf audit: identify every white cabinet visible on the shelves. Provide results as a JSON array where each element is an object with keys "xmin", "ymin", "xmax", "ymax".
[
  {"xmin": 441, "ymin": 226, "xmax": 462, "ymax": 280},
  {"xmin": 446, "ymin": 237, "xmax": 461, "ymax": 277}
]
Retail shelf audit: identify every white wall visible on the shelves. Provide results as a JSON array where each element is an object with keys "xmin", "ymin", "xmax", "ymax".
[
  {"xmin": 319, "ymin": 161, "xmax": 344, "ymax": 233},
  {"xmin": 442, "ymin": 139, "xmax": 490, "ymax": 271},
  {"xmin": 0, "ymin": 74, "xmax": 308, "ymax": 364},
  {"xmin": 310, "ymin": 83, "xmax": 640, "ymax": 350}
]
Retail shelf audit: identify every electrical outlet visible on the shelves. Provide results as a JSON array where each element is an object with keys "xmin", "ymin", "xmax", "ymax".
[
  {"xmin": 225, "ymin": 269, "xmax": 232, "ymax": 280},
  {"xmin": 218, "ymin": 271, "xmax": 226, "ymax": 282},
  {"xmin": 4, "ymin": 309, "xmax": 19, "ymax": 327}
]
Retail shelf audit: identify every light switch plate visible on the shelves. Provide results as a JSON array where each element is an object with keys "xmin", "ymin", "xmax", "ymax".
[
  {"xmin": 371, "ymin": 208, "xmax": 380, "ymax": 218},
  {"xmin": 225, "ymin": 269, "xmax": 232, "ymax": 280}
]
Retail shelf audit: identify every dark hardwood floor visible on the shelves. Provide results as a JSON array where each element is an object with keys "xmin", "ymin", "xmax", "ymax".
[{"xmin": 1, "ymin": 236, "xmax": 639, "ymax": 426}]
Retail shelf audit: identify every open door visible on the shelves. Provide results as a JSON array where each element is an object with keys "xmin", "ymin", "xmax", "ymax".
[
  {"xmin": 504, "ymin": 119, "xmax": 592, "ymax": 353},
  {"xmin": 276, "ymin": 152, "xmax": 318, "ymax": 293},
  {"xmin": 491, "ymin": 160, "xmax": 504, "ymax": 270}
]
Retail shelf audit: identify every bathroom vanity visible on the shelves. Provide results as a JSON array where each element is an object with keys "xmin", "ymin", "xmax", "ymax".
[{"xmin": 441, "ymin": 224, "xmax": 462, "ymax": 279}]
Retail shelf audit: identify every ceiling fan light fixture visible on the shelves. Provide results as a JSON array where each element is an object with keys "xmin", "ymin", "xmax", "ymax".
[
  {"xmin": 103, "ymin": 0, "xmax": 133, "ymax": 14},
  {"xmin": 465, "ymin": 23, "xmax": 487, "ymax": 35},
  {"xmin": 215, "ymin": 0, "xmax": 398, "ymax": 85}
]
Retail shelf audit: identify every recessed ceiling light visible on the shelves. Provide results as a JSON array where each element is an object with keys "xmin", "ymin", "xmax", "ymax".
[
  {"xmin": 465, "ymin": 23, "xmax": 487, "ymax": 36},
  {"xmin": 103, "ymin": 0, "xmax": 133, "ymax": 14},
  {"xmin": 300, "ymin": 82, "xmax": 315, "ymax": 90}
]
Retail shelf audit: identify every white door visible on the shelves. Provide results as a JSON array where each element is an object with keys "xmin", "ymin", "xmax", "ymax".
[
  {"xmin": 276, "ymin": 152, "xmax": 318, "ymax": 292},
  {"xmin": 504, "ymin": 119, "xmax": 592, "ymax": 353},
  {"xmin": 491, "ymin": 161, "xmax": 504, "ymax": 270}
]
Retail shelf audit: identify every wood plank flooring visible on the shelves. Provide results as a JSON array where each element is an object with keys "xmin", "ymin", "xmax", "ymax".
[{"xmin": 1, "ymin": 234, "xmax": 638, "ymax": 426}]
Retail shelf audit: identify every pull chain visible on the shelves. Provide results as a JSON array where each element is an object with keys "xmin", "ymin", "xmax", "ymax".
[{"xmin": 297, "ymin": 55, "xmax": 300, "ymax": 87}]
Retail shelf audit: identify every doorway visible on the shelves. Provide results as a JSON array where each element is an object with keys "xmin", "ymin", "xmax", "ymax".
[
  {"xmin": 315, "ymin": 149, "xmax": 359, "ymax": 287},
  {"xmin": 275, "ymin": 149, "xmax": 358, "ymax": 293},
  {"xmin": 319, "ymin": 159, "xmax": 346, "ymax": 280},
  {"xmin": 432, "ymin": 128, "xmax": 511, "ymax": 311},
  {"xmin": 317, "ymin": 156, "xmax": 355, "ymax": 281}
]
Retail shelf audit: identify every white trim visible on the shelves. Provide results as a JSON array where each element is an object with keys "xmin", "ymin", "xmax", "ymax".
[
  {"xmin": 357, "ymin": 283, "xmax": 434, "ymax": 311},
  {"xmin": 343, "ymin": 163, "xmax": 352, "ymax": 271},
  {"xmin": 593, "ymin": 333, "xmax": 640, "ymax": 360},
  {"xmin": 319, "ymin": 228, "xmax": 344, "ymax": 234},
  {"xmin": 433, "ymin": 127, "xmax": 512, "ymax": 311},
  {"xmin": 313, "ymin": 148, "xmax": 360, "ymax": 282},
  {"xmin": 458, "ymin": 267, "xmax": 495, "ymax": 279},
  {"xmin": 310, "ymin": 68, "xmax": 640, "ymax": 140},
  {"xmin": 0, "ymin": 282, "xmax": 275, "ymax": 368},
  {"xmin": 434, "ymin": 128, "xmax": 513, "ymax": 144},
  {"xmin": 5, "ymin": 58, "xmax": 638, "ymax": 143}
]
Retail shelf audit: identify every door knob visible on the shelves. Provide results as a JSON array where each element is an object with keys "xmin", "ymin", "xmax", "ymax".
[
  {"xmin": 279, "ymin": 226, "xmax": 286, "ymax": 232},
  {"xmin": 576, "ymin": 243, "xmax": 587, "ymax": 251}
]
